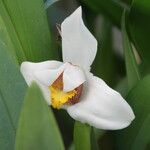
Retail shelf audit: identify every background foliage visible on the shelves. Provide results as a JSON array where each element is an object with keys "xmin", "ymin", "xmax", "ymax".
[{"xmin": 0, "ymin": 0, "xmax": 149, "ymax": 149}]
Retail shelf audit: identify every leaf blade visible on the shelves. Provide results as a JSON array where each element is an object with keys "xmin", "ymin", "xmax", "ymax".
[
  {"xmin": 0, "ymin": 1, "xmax": 26, "ymax": 63},
  {"xmin": 116, "ymin": 75, "xmax": 150, "ymax": 150},
  {"xmin": 128, "ymin": 0, "xmax": 150, "ymax": 66},
  {"xmin": 121, "ymin": 10, "xmax": 140, "ymax": 89},
  {"xmin": 0, "ymin": 93, "xmax": 15, "ymax": 150},
  {"xmin": 15, "ymin": 83, "xmax": 65, "ymax": 150},
  {"xmin": 0, "ymin": 40, "xmax": 27, "ymax": 149},
  {"xmin": 3, "ymin": 0, "xmax": 54, "ymax": 61},
  {"xmin": 74, "ymin": 121, "xmax": 91, "ymax": 150}
]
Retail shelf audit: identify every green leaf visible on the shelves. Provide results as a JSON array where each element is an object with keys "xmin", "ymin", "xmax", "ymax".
[
  {"xmin": 0, "ymin": 15, "xmax": 18, "ymax": 64},
  {"xmin": 0, "ymin": 40, "xmax": 27, "ymax": 149},
  {"xmin": 81, "ymin": 0, "xmax": 125, "ymax": 27},
  {"xmin": 128, "ymin": 0, "xmax": 150, "ymax": 65},
  {"xmin": 74, "ymin": 121, "xmax": 91, "ymax": 150},
  {"xmin": 121, "ymin": 10, "xmax": 140, "ymax": 89},
  {"xmin": 131, "ymin": 114, "xmax": 150, "ymax": 150},
  {"xmin": 0, "ymin": 1, "xmax": 26, "ymax": 63},
  {"xmin": 0, "ymin": 94, "xmax": 15, "ymax": 150},
  {"xmin": 3, "ymin": 0, "xmax": 54, "ymax": 61},
  {"xmin": 116, "ymin": 75, "xmax": 150, "ymax": 150},
  {"xmin": 15, "ymin": 83, "xmax": 64, "ymax": 150},
  {"xmin": 91, "ymin": 128, "xmax": 99, "ymax": 150},
  {"xmin": 44, "ymin": 0, "xmax": 59, "ymax": 9}
]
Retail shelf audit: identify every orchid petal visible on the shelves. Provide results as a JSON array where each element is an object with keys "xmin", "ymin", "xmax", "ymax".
[
  {"xmin": 67, "ymin": 74, "xmax": 135, "ymax": 130},
  {"xmin": 63, "ymin": 64, "xmax": 86, "ymax": 92},
  {"xmin": 34, "ymin": 62, "xmax": 70, "ymax": 86},
  {"xmin": 61, "ymin": 6, "xmax": 97, "ymax": 70},
  {"xmin": 20, "ymin": 61, "xmax": 62, "ymax": 85}
]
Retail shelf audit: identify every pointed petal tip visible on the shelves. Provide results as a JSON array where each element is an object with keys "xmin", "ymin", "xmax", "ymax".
[
  {"xmin": 20, "ymin": 61, "xmax": 36, "ymax": 75},
  {"xmin": 19, "ymin": 62, "xmax": 34, "ymax": 85},
  {"xmin": 75, "ymin": 6, "xmax": 82, "ymax": 15},
  {"xmin": 127, "ymin": 107, "xmax": 135, "ymax": 124},
  {"xmin": 61, "ymin": 6, "xmax": 82, "ymax": 27},
  {"xmin": 117, "ymin": 117, "xmax": 135, "ymax": 130},
  {"xmin": 20, "ymin": 61, "xmax": 28, "ymax": 72},
  {"xmin": 121, "ymin": 99, "xmax": 135, "ymax": 128},
  {"xmin": 115, "ymin": 107, "xmax": 135, "ymax": 130}
]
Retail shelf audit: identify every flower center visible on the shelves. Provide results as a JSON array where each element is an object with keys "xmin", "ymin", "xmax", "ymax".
[{"xmin": 49, "ymin": 73, "xmax": 83, "ymax": 109}]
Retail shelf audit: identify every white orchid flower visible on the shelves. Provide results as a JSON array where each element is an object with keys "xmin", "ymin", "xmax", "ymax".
[{"xmin": 20, "ymin": 6, "xmax": 135, "ymax": 130}]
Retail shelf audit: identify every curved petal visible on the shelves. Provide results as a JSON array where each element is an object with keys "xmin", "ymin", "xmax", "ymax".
[
  {"xmin": 63, "ymin": 64, "xmax": 86, "ymax": 92},
  {"xmin": 67, "ymin": 74, "xmax": 135, "ymax": 130},
  {"xmin": 20, "ymin": 60, "xmax": 62, "ymax": 85},
  {"xmin": 61, "ymin": 6, "xmax": 97, "ymax": 70},
  {"xmin": 34, "ymin": 62, "xmax": 69, "ymax": 86}
]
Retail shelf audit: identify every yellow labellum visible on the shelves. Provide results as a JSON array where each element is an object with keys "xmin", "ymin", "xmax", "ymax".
[{"xmin": 49, "ymin": 86, "xmax": 77, "ymax": 109}]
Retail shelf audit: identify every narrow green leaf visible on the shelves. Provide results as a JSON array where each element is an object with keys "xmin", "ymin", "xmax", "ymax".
[
  {"xmin": 44, "ymin": 0, "xmax": 59, "ymax": 9},
  {"xmin": 0, "ymin": 94, "xmax": 15, "ymax": 150},
  {"xmin": 122, "ymin": 10, "xmax": 140, "ymax": 89},
  {"xmin": 15, "ymin": 83, "xmax": 64, "ymax": 150},
  {"xmin": 0, "ymin": 1, "xmax": 26, "ymax": 63},
  {"xmin": 0, "ymin": 15, "xmax": 18, "ymax": 64},
  {"xmin": 74, "ymin": 121, "xmax": 91, "ymax": 150},
  {"xmin": 131, "ymin": 114, "xmax": 150, "ymax": 150},
  {"xmin": 81, "ymin": 0, "xmax": 125, "ymax": 27},
  {"xmin": 91, "ymin": 128, "xmax": 99, "ymax": 150},
  {"xmin": 3, "ymin": 0, "xmax": 54, "ymax": 61},
  {"xmin": 0, "ymin": 40, "xmax": 27, "ymax": 149},
  {"xmin": 116, "ymin": 75, "xmax": 150, "ymax": 150},
  {"xmin": 128, "ymin": 0, "xmax": 150, "ymax": 65}
]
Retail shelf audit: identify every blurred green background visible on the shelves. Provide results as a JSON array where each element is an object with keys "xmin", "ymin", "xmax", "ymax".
[{"xmin": 0, "ymin": 0, "xmax": 150, "ymax": 150}]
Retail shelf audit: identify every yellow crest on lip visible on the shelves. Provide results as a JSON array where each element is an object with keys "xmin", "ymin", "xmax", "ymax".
[
  {"xmin": 49, "ymin": 86, "xmax": 76, "ymax": 109},
  {"xmin": 49, "ymin": 72, "xmax": 83, "ymax": 109},
  {"xmin": 49, "ymin": 73, "xmax": 77, "ymax": 109}
]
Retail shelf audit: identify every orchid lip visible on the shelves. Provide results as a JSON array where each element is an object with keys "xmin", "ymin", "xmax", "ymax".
[{"xmin": 49, "ymin": 72, "xmax": 84, "ymax": 109}]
